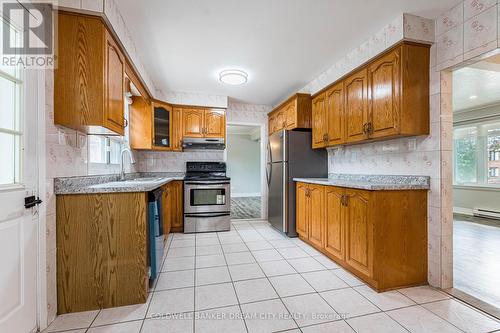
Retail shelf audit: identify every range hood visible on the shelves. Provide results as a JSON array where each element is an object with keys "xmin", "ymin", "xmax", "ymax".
[{"xmin": 182, "ymin": 137, "xmax": 225, "ymax": 151}]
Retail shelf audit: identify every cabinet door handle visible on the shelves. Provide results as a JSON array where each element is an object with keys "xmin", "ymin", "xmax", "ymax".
[
  {"xmin": 362, "ymin": 123, "xmax": 367, "ymax": 135},
  {"xmin": 124, "ymin": 118, "xmax": 128, "ymax": 128},
  {"xmin": 366, "ymin": 122, "xmax": 373, "ymax": 135}
]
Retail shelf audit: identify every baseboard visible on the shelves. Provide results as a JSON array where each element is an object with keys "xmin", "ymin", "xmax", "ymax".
[
  {"xmin": 453, "ymin": 207, "xmax": 473, "ymax": 216},
  {"xmin": 232, "ymin": 193, "xmax": 261, "ymax": 198}
]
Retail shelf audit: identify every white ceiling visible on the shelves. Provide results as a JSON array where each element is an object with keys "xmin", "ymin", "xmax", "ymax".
[
  {"xmin": 116, "ymin": 0, "xmax": 459, "ymax": 106},
  {"xmin": 453, "ymin": 55, "xmax": 500, "ymax": 112}
]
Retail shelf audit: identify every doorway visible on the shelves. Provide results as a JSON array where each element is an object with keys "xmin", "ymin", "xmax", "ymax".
[
  {"xmin": 451, "ymin": 53, "xmax": 500, "ymax": 315},
  {"xmin": 226, "ymin": 124, "xmax": 262, "ymax": 219}
]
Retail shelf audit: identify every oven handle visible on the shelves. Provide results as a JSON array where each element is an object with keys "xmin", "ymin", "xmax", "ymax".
[
  {"xmin": 184, "ymin": 181, "xmax": 230, "ymax": 185},
  {"xmin": 185, "ymin": 213, "xmax": 231, "ymax": 218}
]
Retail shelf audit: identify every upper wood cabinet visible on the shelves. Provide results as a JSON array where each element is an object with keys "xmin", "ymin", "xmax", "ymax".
[
  {"xmin": 268, "ymin": 93, "xmax": 312, "ymax": 136},
  {"xmin": 55, "ymin": 12, "xmax": 126, "ymax": 136},
  {"xmin": 345, "ymin": 68, "xmax": 369, "ymax": 143},
  {"xmin": 130, "ymin": 99, "xmax": 174, "ymax": 150},
  {"xmin": 311, "ymin": 41, "xmax": 430, "ymax": 148},
  {"xmin": 171, "ymin": 108, "xmax": 183, "ymax": 151},
  {"xmin": 205, "ymin": 109, "xmax": 226, "ymax": 137},
  {"xmin": 296, "ymin": 181, "xmax": 428, "ymax": 291},
  {"xmin": 326, "ymin": 82, "xmax": 345, "ymax": 146},
  {"xmin": 312, "ymin": 93, "xmax": 327, "ymax": 148},
  {"xmin": 182, "ymin": 108, "xmax": 226, "ymax": 139},
  {"xmin": 183, "ymin": 109, "xmax": 204, "ymax": 138}
]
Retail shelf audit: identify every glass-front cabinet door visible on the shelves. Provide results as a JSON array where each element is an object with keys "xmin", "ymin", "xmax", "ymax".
[{"xmin": 153, "ymin": 102, "xmax": 171, "ymax": 148}]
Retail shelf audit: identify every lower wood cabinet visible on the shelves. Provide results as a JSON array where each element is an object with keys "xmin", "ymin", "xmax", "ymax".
[
  {"xmin": 162, "ymin": 181, "xmax": 183, "ymax": 234},
  {"xmin": 296, "ymin": 182, "xmax": 427, "ymax": 291},
  {"xmin": 56, "ymin": 192, "xmax": 148, "ymax": 314}
]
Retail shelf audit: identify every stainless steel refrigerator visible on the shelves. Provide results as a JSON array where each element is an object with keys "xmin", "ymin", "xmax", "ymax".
[{"xmin": 266, "ymin": 129, "xmax": 327, "ymax": 236}]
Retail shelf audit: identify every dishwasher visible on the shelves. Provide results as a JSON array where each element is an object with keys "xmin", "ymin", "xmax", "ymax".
[{"xmin": 148, "ymin": 187, "xmax": 164, "ymax": 283}]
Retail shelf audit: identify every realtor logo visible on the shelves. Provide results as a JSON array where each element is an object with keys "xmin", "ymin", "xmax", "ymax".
[{"xmin": 2, "ymin": 1, "xmax": 56, "ymax": 68}]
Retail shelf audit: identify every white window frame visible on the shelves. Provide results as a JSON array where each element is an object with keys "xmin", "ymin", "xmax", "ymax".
[
  {"xmin": 0, "ymin": 18, "xmax": 23, "ymax": 188},
  {"xmin": 453, "ymin": 117, "xmax": 500, "ymax": 188}
]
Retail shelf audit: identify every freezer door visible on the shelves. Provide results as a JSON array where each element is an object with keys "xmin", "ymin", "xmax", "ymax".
[
  {"xmin": 268, "ymin": 162, "xmax": 287, "ymax": 232},
  {"xmin": 269, "ymin": 130, "xmax": 286, "ymax": 163}
]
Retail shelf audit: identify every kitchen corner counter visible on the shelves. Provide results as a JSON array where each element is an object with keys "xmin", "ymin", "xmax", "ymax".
[
  {"xmin": 293, "ymin": 174, "xmax": 430, "ymax": 190},
  {"xmin": 54, "ymin": 172, "xmax": 185, "ymax": 194}
]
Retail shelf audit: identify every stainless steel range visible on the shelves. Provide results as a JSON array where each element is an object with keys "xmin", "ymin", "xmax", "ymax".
[{"xmin": 184, "ymin": 162, "xmax": 231, "ymax": 233}]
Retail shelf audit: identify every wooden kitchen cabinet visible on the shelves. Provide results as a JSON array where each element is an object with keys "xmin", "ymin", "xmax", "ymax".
[
  {"xmin": 205, "ymin": 109, "xmax": 226, "ymax": 137},
  {"xmin": 183, "ymin": 108, "xmax": 205, "ymax": 137},
  {"xmin": 56, "ymin": 192, "xmax": 148, "ymax": 313},
  {"xmin": 344, "ymin": 189, "xmax": 373, "ymax": 278},
  {"xmin": 296, "ymin": 181, "xmax": 427, "ymax": 291},
  {"xmin": 324, "ymin": 186, "xmax": 345, "ymax": 262},
  {"xmin": 296, "ymin": 182, "xmax": 309, "ymax": 236},
  {"xmin": 171, "ymin": 107, "xmax": 183, "ymax": 151},
  {"xmin": 310, "ymin": 41, "xmax": 430, "ymax": 148},
  {"xmin": 295, "ymin": 183, "xmax": 325, "ymax": 249},
  {"xmin": 268, "ymin": 93, "xmax": 312, "ymax": 136},
  {"xmin": 326, "ymin": 82, "xmax": 345, "ymax": 146},
  {"xmin": 130, "ymin": 99, "xmax": 174, "ymax": 150},
  {"xmin": 170, "ymin": 181, "xmax": 184, "ymax": 232},
  {"xmin": 308, "ymin": 185, "xmax": 325, "ymax": 249},
  {"xmin": 182, "ymin": 108, "xmax": 226, "ymax": 139},
  {"xmin": 55, "ymin": 12, "xmax": 126, "ymax": 136},
  {"xmin": 312, "ymin": 93, "xmax": 327, "ymax": 148},
  {"xmin": 345, "ymin": 67, "xmax": 369, "ymax": 143}
]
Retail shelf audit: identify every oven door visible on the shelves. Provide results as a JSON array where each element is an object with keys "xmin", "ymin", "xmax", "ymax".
[{"xmin": 184, "ymin": 181, "xmax": 231, "ymax": 214}]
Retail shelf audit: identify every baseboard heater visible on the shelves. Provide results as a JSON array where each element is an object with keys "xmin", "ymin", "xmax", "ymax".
[{"xmin": 473, "ymin": 207, "xmax": 500, "ymax": 220}]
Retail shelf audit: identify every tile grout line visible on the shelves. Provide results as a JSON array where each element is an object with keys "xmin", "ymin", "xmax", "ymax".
[
  {"xmin": 215, "ymin": 231, "xmax": 250, "ymax": 333},
  {"xmin": 193, "ymin": 233, "xmax": 197, "ymax": 333},
  {"xmin": 235, "ymin": 222, "xmax": 303, "ymax": 332}
]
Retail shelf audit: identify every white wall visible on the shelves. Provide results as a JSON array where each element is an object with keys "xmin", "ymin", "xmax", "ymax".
[{"xmin": 227, "ymin": 133, "xmax": 261, "ymax": 197}]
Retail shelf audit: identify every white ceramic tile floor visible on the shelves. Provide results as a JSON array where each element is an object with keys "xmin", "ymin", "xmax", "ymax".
[{"xmin": 46, "ymin": 221, "xmax": 500, "ymax": 333}]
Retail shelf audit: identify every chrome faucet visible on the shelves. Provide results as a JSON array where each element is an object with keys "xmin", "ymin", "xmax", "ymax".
[{"xmin": 120, "ymin": 147, "xmax": 136, "ymax": 181}]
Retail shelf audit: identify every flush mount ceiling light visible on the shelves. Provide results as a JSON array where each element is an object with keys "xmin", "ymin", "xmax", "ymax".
[
  {"xmin": 469, "ymin": 95, "xmax": 478, "ymax": 99},
  {"xmin": 219, "ymin": 69, "xmax": 248, "ymax": 85}
]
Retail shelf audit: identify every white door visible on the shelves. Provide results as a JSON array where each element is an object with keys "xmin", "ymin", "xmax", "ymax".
[{"xmin": 0, "ymin": 14, "xmax": 40, "ymax": 333}]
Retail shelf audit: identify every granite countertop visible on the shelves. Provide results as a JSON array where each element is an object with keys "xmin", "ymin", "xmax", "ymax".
[
  {"xmin": 54, "ymin": 172, "xmax": 185, "ymax": 194},
  {"xmin": 294, "ymin": 174, "xmax": 430, "ymax": 190}
]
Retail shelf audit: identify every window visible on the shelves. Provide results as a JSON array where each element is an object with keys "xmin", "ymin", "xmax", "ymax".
[
  {"xmin": 88, "ymin": 136, "xmax": 122, "ymax": 165},
  {"xmin": 0, "ymin": 20, "xmax": 22, "ymax": 186},
  {"xmin": 453, "ymin": 119, "xmax": 500, "ymax": 186},
  {"xmin": 489, "ymin": 167, "xmax": 499, "ymax": 177}
]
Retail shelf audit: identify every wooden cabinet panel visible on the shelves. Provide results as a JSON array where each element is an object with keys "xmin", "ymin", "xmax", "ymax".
[
  {"xmin": 296, "ymin": 183, "xmax": 309, "ymax": 237},
  {"xmin": 104, "ymin": 30, "xmax": 125, "ymax": 135},
  {"xmin": 345, "ymin": 68, "xmax": 368, "ymax": 143},
  {"xmin": 285, "ymin": 102, "xmax": 296, "ymax": 128},
  {"xmin": 312, "ymin": 93, "xmax": 327, "ymax": 148},
  {"xmin": 368, "ymin": 48, "xmax": 401, "ymax": 139},
  {"xmin": 171, "ymin": 108, "xmax": 183, "ymax": 151},
  {"xmin": 324, "ymin": 186, "xmax": 345, "ymax": 262},
  {"xmin": 205, "ymin": 109, "xmax": 226, "ymax": 138},
  {"xmin": 130, "ymin": 96, "xmax": 152, "ymax": 150},
  {"xmin": 268, "ymin": 94, "xmax": 311, "ymax": 136},
  {"xmin": 308, "ymin": 185, "xmax": 325, "ymax": 249},
  {"xmin": 345, "ymin": 189, "xmax": 373, "ymax": 278},
  {"xmin": 162, "ymin": 185, "xmax": 172, "ymax": 237},
  {"xmin": 170, "ymin": 181, "xmax": 184, "ymax": 232},
  {"xmin": 183, "ymin": 109, "xmax": 205, "ymax": 137},
  {"xmin": 326, "ymin": 82, "xmax": 345, "ymax": 146},
  {"xmin": 56, "ymin": 192, "xmax": 148, "ymax": 313}
]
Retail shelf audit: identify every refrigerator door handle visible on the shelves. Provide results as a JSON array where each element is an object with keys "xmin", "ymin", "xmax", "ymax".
[{"xmin": 266, "ymin": 162, "xmax": 272, "ymax": 187}]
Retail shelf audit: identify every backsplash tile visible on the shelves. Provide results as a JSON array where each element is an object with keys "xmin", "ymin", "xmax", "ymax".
[
  {"xmin": 436, "ymin": 25, "xmax": 464, "ymax": 65},
  {"xmin": 464, "ymin": 0, "xmax": 498, "ymax": 20},
  {"xmin": 464, "ymin": 5, "xmax": 498, "ymax": 59},
  {"xmin": 436, "ymin": 3, "xmax": 464, "ymax": 36}
]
